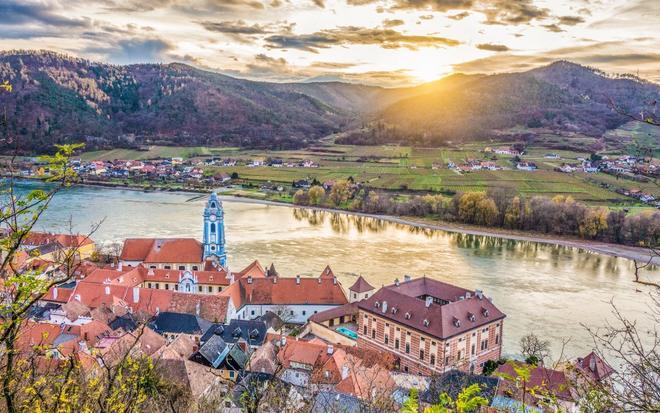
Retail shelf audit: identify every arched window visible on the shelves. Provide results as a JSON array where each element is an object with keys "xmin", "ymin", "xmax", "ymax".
[
  {"xmin": 210, "ymin": 223, "xmax": 216, "ymax": 233},
  {"xmin": 210, "ymin": 202, "xmax": 216, "ymax": 209}
]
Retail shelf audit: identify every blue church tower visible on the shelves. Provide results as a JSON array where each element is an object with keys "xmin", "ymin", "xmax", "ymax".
[{"xmin": 202, "ymin": 192, "xmax": 227, "ymax": 267}]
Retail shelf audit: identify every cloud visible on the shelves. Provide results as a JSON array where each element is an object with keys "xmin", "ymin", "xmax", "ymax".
[
  {"xmin": 542, "ymin": 23, "xmax": 564, "ymax": 33},
  {"xmin": 198, "ymin": 20, "xmax": 272, "ymax": 34},
  {"xmin": 448, "ymin": 11, "xmax": 470, "ymax": 20},
  {"xmin": 86, "ymin": 37, "xmax": 174, "ymax": 64},
  {"xmin": 0, "ymin": 1, "xmax": 90, "ymax": 28},
  {"xmin": 312, "ymin": 0, "xmax": 325, "ymax": 7},
  {"xmin": 265, "ymin": 26, "xmax": 460, "ymax": 52},
  {"xmin": 419, "ymin": 14, "xmax": 435, "ymax": 20},
  {"xmin": 476, "ymin": 43, "xmax": 510, "ymax": 52},
  {"xmin": 309, "ymin": 61, "xmax": 359, "ymax": 69},
  {"xmin": 452, "ymin": 41, "xmax": 660, "ymax": 81},
  {"xmin": 382, "ymin": 19, "xmax": 405, "ymax": 27},
  {"xmin": 557, "ymin": 15, "xmax": 585, "ymax": 26}
]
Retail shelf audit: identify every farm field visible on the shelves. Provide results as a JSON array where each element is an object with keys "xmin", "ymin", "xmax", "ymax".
[{"xmin": 80, "ymin": 140, "xmax": 657, "ymax": 207}]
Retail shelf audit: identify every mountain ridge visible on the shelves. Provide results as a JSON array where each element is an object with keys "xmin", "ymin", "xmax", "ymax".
[{"xmin": 0, "ymin": 50, "xmax": 657, "ymax": 153}]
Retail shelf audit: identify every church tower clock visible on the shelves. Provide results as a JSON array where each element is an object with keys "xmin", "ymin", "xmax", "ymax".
[{"xmin": 202, "ymin": 192, "xmax": 227, "ymax": 267}]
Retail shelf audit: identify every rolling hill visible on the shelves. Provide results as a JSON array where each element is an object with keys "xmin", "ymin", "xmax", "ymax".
[{"xmin": 0, "ymin": 51, "xmax": 657, "ymax": 153}]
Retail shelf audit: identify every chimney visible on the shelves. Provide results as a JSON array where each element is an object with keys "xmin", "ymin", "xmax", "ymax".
[
  {"xmin": 341, "ymin": 365, "xmax": 350, "ymax": 380},
  {"xmin": 475, "ymin": 289, "xmax": 483, "ymax": 300},
  {"xmin": 394, "ymin": 278, "xmax": 400, "ymax": 287},
  {"xmin": 296, "ymin": 275, "xmax": 300, "ymax": 285},
  {"xmin": 404, "ymin": 275, "xmax": 411, "ymax": 282},
  {"xmin": 327, "ymin": 344, "xmax": 334, "ymax": 355},
  {"xmin": 247, "ymin": 276, "xmax": 253, "ymax": 284},
  {"xmin": 425, "ymin": 296, "xmax": 433, "ymax": 307},
  {"xmin": 382, "ymin": 301, "xmax": 388, "ymax": 313},
  {"xmin": 281, "ymin": 336, "xmax": 287, "ymax": 347},
  {"xmin": 117, "ymin": 262, "xmax": 122, "ymax": 272},
  {"xmin": 273, "ymin": 276, "xmax": 277, "ymax": 284},
  {"xmin": 110, "ymin": 261, "xmax": 115, "ymax": 268},
  {"xmin": 132, "ymin": 287, "xmax": 139, "ymax": 303},
  {"xmin": 104, "ymin": 286, "xmax": 110, "ymax": 295},
  {"xmin": 332, "ymin": 277, "xmax": 337, "ymax": 285},
  {"xmin": 53, "ymin": 287, "xmax": 58, "ymax": 300}
]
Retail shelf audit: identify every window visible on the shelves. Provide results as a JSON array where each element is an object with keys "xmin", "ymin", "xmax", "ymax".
[
  {"xmin": 198, "ymin": 286, "xmax": 202, "ymax": 292},
  {"xmin": 178, "ymin": 265, "xmax": 185, "ymax": 270},
  {"xmin": 251, "ymin": 310, "xmax": 255, "ymax": 316},
  {"xmin": 471, "ymin": 344, "xmax": 476, "ymax": 355},
  {"xmin": 353, "ymin": 293, "xmax": 357, "ymax": 299},
  {"xmin": 229, "ymin": 371, "xmax": 234, "ymax": 379},
  {"xmin": 302, "ymin": 310, "xmax": 306, "ymax": 316},
  {"xmin": 147, "ymin": 283, "xmax": 152, "ymax": 288},
  {"xmin": 363, "ymin": 325, "xmax": 367, "ymax": 334},
  {"xmin": 149, "ymin": 265, "xmax": 156, "ymax": 269},
  {"xmin": 384, "ymin": 334, "xmax": 389, "ymax": 345},
  {"xmin": 372, "ymin": 329, "xmax": 376, "ymax": 339},
  {"xmin": 211, "ymin": 246, "xmax": 216, "ymax": 251},
  {"xmin": 165, "ymin": 284, "xmax": 169, "ymax": 290},
  {"xmin": 495, "ymin": 334, "xmax": 499, "ymax": 344},
  {"xmin": 445, "ymin": 356, "xmax": 450, "ymax": 365},
  {"xmin": 218, "ymin": 286, "xmax": 222, "ymax": 292},
  {"xmin": 419, "ymin": 349, "xmax": 425, "ymax": 360},
  {"xmin": 164, "ymin": 265, "xmax": 171, "ymax": 270},
  {"xmin": 481, "ymin": 339, "xmax": 489, "ymax": 350},
  {"xmin": 329, "ymin": 319, "xmax": 335, "ymax": 327},
  {"xmin": 290, "ymin": 310, "xmax": 294, "ymax": 316},
  {"xmin": 405, "ymin": 343, "xmax": 410, "ymax": 354},
  {"xmin": 155, "ymin": 284, "xmax": 159, "ymax": 289},
  {"xmin": 210, "ymin": 223, "xmax": 216, "ymax": 233},
  {"xmin": 192, "ymin": 266, "xmax": 198, "ymax": 271},
  {"xmin": 395, "ymin": 339, "xmax": 400, "ymax": 349},
  {"xmin": 457, "ymin": 350, "xmax": 463, "ymax": 360},
  {"xmin": 430, "ymin": 354, "xmax": 436, "ymax": 365},
  {"xmin": 403, "ymin": 366, "xmax": 408, "ymax": 373},
  {"xmin": 208, "ymin": 286, "xmax": 213, "ymax": 293}
]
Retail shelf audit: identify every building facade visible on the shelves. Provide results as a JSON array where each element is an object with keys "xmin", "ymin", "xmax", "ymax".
[{"xmin": 356, "ymin": 277, "xmax": 505, "ymax": 375}]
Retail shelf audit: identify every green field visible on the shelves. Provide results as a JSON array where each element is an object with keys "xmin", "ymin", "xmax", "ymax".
[{"xmin": 80, "ymin": 140, "xmax": 658, "ymax": 207}]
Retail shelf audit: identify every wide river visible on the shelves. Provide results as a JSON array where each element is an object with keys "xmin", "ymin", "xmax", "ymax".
[{"xmin": 15, "ymin": 180, "xmax": 658, "ymax": 359}]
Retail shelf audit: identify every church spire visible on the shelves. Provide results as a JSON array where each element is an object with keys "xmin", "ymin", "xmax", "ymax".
[{"xmin": 202, "ymin": 192, "xmax": 227, "ymax": 267}]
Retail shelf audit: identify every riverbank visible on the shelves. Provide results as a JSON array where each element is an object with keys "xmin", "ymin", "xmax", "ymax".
[{"xmin": 10, "ymin": 176, "xmax": 659, "ymax": 266}]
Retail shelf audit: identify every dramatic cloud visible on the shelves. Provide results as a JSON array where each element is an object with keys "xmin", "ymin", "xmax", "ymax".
[
  {"xmin": 557, "ymin": 16, "xmax": 585, "ymax": 26},
  {"xmin": 86, "ymin": 38, "xmax": 174, "ymax": 64},
  {"xmin": 265, "ymin": 26, "xmax": 460, "ymax": 52},
  {"xmin": 0, "ymin": 1, "xmax": 90, "ymax": 29},
  {"xmin": 476, "ymin": 43, "xmax": 510, "ymax": 52},
  {"xmin": 383, "ymin": 19, "xmax": 405, "ymax": 27},
  {"xmin": 198, "ymin": 20, "xmax": 272, "ymax": 34}
]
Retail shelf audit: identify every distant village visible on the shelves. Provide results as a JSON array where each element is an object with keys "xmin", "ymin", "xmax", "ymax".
[
  {"xmin": 2, "ymin": 193, "xmax": 617, "ymax": 412},
  {"xmin": 5, "ymin": 143, "xmax": 658, "ymax": 208}
]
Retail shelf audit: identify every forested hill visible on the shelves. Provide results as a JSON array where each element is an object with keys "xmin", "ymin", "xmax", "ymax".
[
  {"xmin": 0, "ymin": 51, "xmax": 366, "ymax": 152},
  {"xmin": 0, "ymin": 51, "xmax": 658, "ymax": 153},
  {"xmin": 340, "ymin": 61, "xmax": 659, "ymax": 146}
]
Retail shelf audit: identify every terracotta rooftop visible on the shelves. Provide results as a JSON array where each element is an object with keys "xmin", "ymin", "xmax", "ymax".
[
  {"xmin": 496, "ymin": 362, "xmax": 573, "ymax": 402},
  {"xmin": 575, "ymin": 351, "xmax": 614, "ymax": 382},
  {"xmin": 221, "ymin": 275, "xmax": 348, "ymax": 308},
  {"xmin": 120, "ymin": 238, "xmax": 203, "ymax": 263},
  {"xmin": 357, "ymin": 277, "xmax": 505, "ymax": 340},
  {"xmin": 23, "ymin": 232, "xmax": 95, "ymax": 248},
  {"xmin": 309, "ymin": 302, "xmax": 358, "ymax": 324},
  {"xmin": 348, "ymin": 276, "xmax": 374, "ymax": 293}
]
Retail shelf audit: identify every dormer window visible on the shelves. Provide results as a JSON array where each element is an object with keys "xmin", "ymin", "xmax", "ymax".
[
  {"xmin": 468, "ymin": 313, "xmax": 476, "ymax": 322},
  {"xmin": 391, "ymin": 307, "xmax": 398, "ymax": 314},
  {"xmin": 481, "ymin": 308, "xmax": 489, "ymax": 317},
  {"xmin": 405, "ymin": 312, "xmax": 412, "ymax": 320},
  {"xmin": 423, "ymin": 319, "xmax": 430, "ymax": 327},
  {"xmin": 453, "ymin": 317, "xmax": 461, "ymax": 328},
  {"xmin": 374, "ymin": 301, "xmax": 380, "ymax": 308}
]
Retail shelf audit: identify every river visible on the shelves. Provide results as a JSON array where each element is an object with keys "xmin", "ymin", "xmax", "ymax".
[{"xmin": 13, "ymin": 180, "xmax": 659, "ymax": 359}]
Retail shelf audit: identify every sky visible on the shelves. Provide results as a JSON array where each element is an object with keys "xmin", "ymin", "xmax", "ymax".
[{"xmin": 1, "ymin": 0, "xmax": 658, "ymax": 86}]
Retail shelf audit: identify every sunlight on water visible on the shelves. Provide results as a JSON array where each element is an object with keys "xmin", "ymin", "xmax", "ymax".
[{"xmin": 14, "ymin": 180, "xmax": 658, "ymax": 358}]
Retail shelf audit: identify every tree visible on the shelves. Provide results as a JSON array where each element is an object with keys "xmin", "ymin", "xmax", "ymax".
[
  {"xmin": 292, "ymin": 189, "xmax": 308, "ymax": 205},
  {"xmin": 519, "ymin": 333, "xmax": 551, "ymax": 365},
  {"xmin": 329, "ymin": 179, "xmax": 350, "ymax": 206},
  {"xmin": 400, "ymin": 388, "xmax": 419, "ymax": 413},
  {"xmin": 308, "ymin": 185, "xmax": 325, "ymax": 206}
]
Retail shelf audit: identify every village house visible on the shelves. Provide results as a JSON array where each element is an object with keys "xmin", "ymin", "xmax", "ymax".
[{"xmin": 356, "ymin": 276, "xmax": 505, "ymax": 375}]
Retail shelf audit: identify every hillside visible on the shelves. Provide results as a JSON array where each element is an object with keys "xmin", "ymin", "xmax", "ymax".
[
  {"xmin": 0, "ymin": 51, "xmax": 657, "ymax": 153},
  {"xmin": 0, "ymin": 51, "xmax": 364, "ymax": 153},
  {"xmin": 339, "ymin": 61, "xmax": 659, "ymax": 146}
]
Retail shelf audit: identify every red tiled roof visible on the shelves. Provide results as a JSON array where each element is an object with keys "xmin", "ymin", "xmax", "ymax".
[
  {"xmin": 575, "ymin": 351, "xmax": 614, "ymax": 382},
  {"xmin": 309, "ymin": 302, "xmax": 358, "ymax": 323},
  {"xmin": 233, "ymin": 260, "xmax": 266, "ymax": 280},
  {"xmin": 23, "ymin": 232, "xmax": 95, "ymax": 248},
  {"xmin": 222, "ymin": 275, "xmax": 348, "ymax": 308},
  {"xmin": 120, "ymin": 238, "xmax": 202, "ymax": 263},
  {"xmin": 348, "ymin": 275, "xmax": 374, "ymax": 293},
  {"xmin": 357, "ymin": 277, "xmax": 505, "ymax": 340},
  {"xmin": 497, "ymin": 362, "xmax": 573, "ymax": 402},
  {"xmin": 42, "ymin": 285, "xmax": 74, "ymax": 303}
]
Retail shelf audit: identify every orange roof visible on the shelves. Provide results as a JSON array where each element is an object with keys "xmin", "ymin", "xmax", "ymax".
[
  {"xmin": 42, "ymin": 285, "xmax": 74, "ymax": 303},
  {"xmin": 278, "ymin": 339, "xmax": 328, "ymax": 368},
  {"xmin": 233, "ymin": 260, "xmax": 266, "ymax": 280},
  {"xmin": 23, "ymin": 232, "xmax": 94, "ymax": 248},
  {"xmin": 120, "ymin": 238, "xmax": 202, "ymax": 263},
  {"xmin": 221, "ymin": 275, "xmax": 348, "ymax": 308}
]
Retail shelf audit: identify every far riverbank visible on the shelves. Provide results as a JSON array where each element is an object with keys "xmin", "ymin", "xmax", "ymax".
[{"xmin": 8, "ymin": 176, "xmax": 660, "ymax": 266}]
